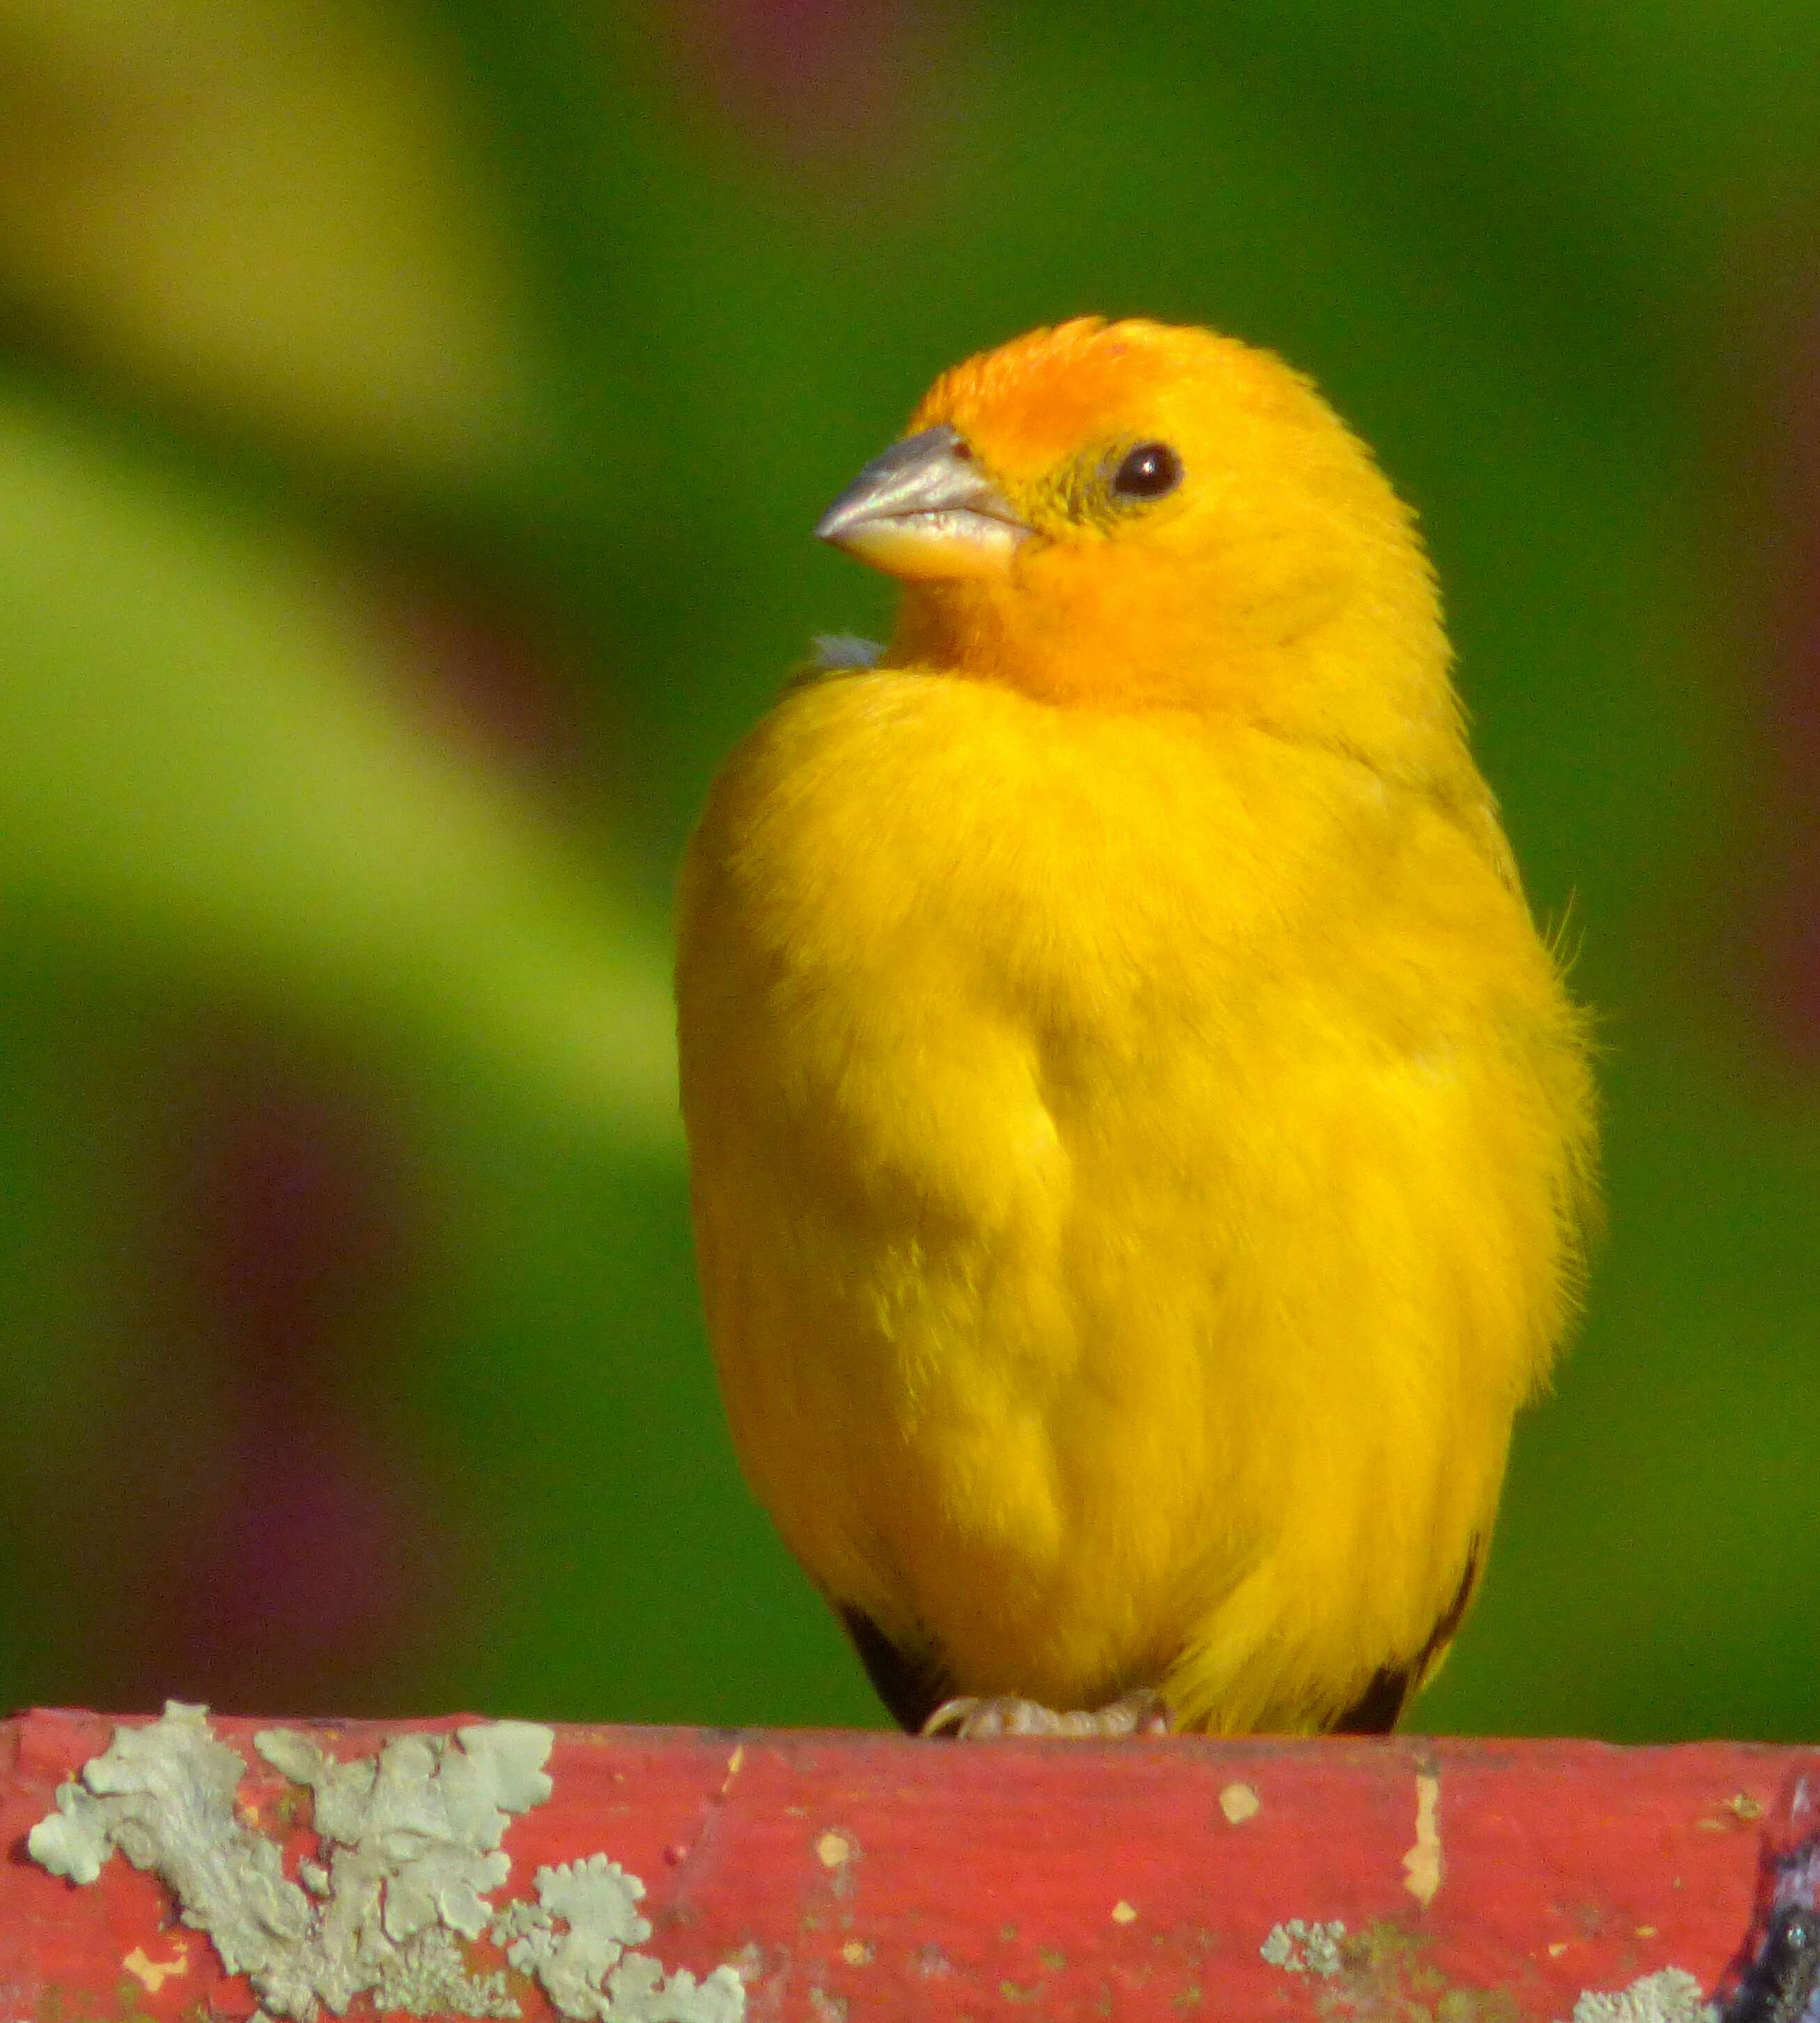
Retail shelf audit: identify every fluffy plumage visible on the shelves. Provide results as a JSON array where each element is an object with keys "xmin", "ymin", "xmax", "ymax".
[{"xmin": 676, "ymin": 318, "xmax": 1595, "ymax": 1734}]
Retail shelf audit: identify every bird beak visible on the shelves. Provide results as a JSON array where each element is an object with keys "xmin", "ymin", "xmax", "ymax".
[{"xmin": 815, "ymin": 424, "xmax": 1029, "ymax": 580}]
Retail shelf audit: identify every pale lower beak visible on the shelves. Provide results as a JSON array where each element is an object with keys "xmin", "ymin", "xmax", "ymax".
[{"xmin": 815, "ymin": 424, "xmax": 1029, "ymax": 580}]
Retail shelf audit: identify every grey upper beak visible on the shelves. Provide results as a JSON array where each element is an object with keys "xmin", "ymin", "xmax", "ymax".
[{"xmin": 814, "ymin": 424, "xmax": 1029, "ymax": 575}]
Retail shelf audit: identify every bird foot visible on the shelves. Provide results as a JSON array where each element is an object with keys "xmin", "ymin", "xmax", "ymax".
[{"xmin": 921, "ymin": 1688, "xmax": 1170, "ymax": 1739}]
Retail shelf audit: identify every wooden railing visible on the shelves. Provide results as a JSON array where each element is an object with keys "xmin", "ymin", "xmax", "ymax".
[{"xmin": 4, "ymin": 1705, "xmax": 1814, "ymax": 2022}]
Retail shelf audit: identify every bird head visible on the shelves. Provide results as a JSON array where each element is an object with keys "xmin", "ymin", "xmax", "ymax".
[{"xmin": 816, "ymin": 318, "xmax": 1459, "ymax": 767}]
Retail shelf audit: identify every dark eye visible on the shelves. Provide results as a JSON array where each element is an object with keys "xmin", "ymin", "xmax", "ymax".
[{"xmin": 1111, "ymin": 442, "xmax": 1183, "ymax": 501}]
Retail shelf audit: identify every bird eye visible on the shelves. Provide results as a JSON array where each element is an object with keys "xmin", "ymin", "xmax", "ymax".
[{"xmin": 1110, "ymin": 442, "xmax": 1183, "ymax": 501}]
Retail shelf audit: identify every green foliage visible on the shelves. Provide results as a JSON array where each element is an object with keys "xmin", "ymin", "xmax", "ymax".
[{"xmin": 0, "ymin": 0, "xmax": 1816, "ymax": 1736}]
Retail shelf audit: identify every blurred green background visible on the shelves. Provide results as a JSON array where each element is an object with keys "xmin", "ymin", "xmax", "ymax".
[{"xmin": 1, "ymin": 0, "xmax": 1817, "ymax": 1740}]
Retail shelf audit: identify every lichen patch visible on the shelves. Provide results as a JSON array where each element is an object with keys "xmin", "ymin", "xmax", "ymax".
[
  {"xmin": 1259, "ymin": 1918, "xmax": 1346, "ymax": 1976},
  {"xmin": 1258, "ymin": 1909, "xmax": 1717, "ymax": 2023},
  {"xmin": 28, "ymin": 1701, "xmax": 745, "ymax": 2023},
  {"xmin": 1566, "ymin": 1967, "xmax": 1716, "ymax": 2023}
]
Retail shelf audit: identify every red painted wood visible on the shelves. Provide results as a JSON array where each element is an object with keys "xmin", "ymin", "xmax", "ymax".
[{"xmin": 0, "ymin": 1710, "xmax": 1808, "ymax": 2021}]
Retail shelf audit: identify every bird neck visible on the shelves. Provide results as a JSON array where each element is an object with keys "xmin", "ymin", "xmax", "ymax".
[{"xmin": 882, "ymin": 571, "xmax": 1463, "ymax": 782}]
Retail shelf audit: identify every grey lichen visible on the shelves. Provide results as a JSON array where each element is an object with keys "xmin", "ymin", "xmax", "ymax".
[
  {"xmin": 363, "ymin": 1926, "xmax": 517, "ymax": 2019},
  {"xmin": 1259, "ymin": 1917, "xmax": 1348, "ymax": 1977},
  {"xmin": 29, "ymin": 1701, "xmax": 316, "ymax": 1976},
  {"xmin": 1569, "ymin": 1969, "xmax": 1718, "ymax": 2023},
  {"xmin": 496, "ymin": 1856, "xmax": 744, "ymax": 2023},
  {"xmin": 1254, "ymin": 1903, "xmax": 1718, "ymax": 2023},
  {"xmin": 28, "ymin": 1702, "xmax": 745, "ymax": 2023},
  {"xmin": 253, "ymin": 1715, "xmax": 552, "ymax": 1997}
]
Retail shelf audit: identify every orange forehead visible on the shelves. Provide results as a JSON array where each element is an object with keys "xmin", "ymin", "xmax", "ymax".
[{"xmin": 906, "ymin": 317, "xmax": 1299, "ymax": 480}]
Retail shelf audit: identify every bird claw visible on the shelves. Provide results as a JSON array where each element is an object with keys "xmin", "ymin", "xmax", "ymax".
[{"xmin": 921, "ymin": 1689, "xmax": 1171, "ymax": 1739}]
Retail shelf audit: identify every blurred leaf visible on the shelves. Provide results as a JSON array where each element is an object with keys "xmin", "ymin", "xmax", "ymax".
[
  {"xmin": 0, "ymin": 0, "xmax": 540, "ymax": 489},
  {"xmin": 0, "ymin": 986, "xmax": 140, "ymax": 1710},
  {"xmin": 0, "ymin": 384, "xmax": 677, "ymax": 1145}
]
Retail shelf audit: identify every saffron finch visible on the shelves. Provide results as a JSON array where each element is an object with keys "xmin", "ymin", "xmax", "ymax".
[{"xmin": 676, "ymin": 318, "xmax": 1595, "ymax": 1737}]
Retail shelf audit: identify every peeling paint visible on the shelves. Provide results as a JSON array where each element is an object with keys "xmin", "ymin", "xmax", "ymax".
[
  {"xmin": 1405, "ymin": 1772, "xmax": 1445, "ymax": 1907},
  {"xmin": 1218, "ymin": 1782, "xmax": 1261, "ymax": 1826},
  {"xmin": 122, "ymin": 1944, "xmax": 189, "ymax": 1992},
  {"xmin": 27, "ymin": 1702, "xmax": 745, "ymax": 2023}
]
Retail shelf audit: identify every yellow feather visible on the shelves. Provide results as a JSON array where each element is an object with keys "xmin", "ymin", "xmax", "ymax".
[{"xmin": 676, "ymin": 319, "xmax": 1595, "ymax": 1735}]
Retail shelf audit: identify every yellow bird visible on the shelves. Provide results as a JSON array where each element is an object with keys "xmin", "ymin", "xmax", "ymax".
[{"xmin": 675, "ymin": 318, "xmax": 1595, "ymax": 1737}]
